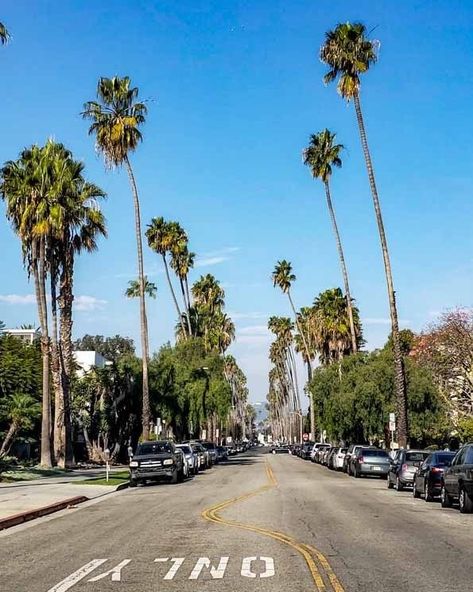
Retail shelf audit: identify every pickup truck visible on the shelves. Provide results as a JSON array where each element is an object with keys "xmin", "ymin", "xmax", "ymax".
[{"xmin": 129, "ymin": 440, "xmax": 185, "ymax": 486}]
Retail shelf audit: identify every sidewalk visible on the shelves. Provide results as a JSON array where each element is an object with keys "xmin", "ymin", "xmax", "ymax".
[{"xmin": 0, "ymin": 467, "xmax": 129, "ymax": 527}]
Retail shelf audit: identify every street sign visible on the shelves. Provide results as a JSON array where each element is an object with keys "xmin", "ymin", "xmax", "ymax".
[
  {"xmin": 389, "ymin": 413, "xmax": 395, "ymax": 423},
  {"xmin": 302, "ymin": 433, "xmax": 309, "ymax": 442},
  {"xmin": 389, "ymin": 420, "xmax": 396, "ymax": 431}
]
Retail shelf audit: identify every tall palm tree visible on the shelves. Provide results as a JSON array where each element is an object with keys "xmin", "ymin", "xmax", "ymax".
[
  {"xmin": 303, "ymin": 129, "xmax": 358, "ymax": 354},
  {"xmin": 125, "ymin": 277, "xmax": 157, "ymax": 299},
  {"xmin": 1, "ymin": 145, "xmax": 53, "ymax": 467},
  {"xmin": 82, "ymin": 76, "xmax": 151, "ymax": 439},
  {"xmin": 0, "ymin": 22, "xmax": 10, "ymax": 45},
  {"xmin": 272, "ymin": 260, "xmax": 314, "ymax": 440},
  {"xmin": 146, "ymin": 217, "xmax": 187, "ymax": 337},
  {"xmin": 170, "ymin": 244, "xmax": 195, "ymax": 337},
  {"xmin": 321, "ymin": 22, "xmax": 408, "ymax": 446}
]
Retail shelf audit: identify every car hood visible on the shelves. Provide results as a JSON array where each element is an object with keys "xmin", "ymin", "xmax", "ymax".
[{"xmin": 133, "ymin": 454, "xmax": 174, "ymax": 462}]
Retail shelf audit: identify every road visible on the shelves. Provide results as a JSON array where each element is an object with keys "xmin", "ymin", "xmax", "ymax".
[{"xmin": 1, "ymin": 449, "xmax": 471, "ymax": 592}]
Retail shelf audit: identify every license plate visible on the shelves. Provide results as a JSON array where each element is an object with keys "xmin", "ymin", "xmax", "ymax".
[{"xmin": 371, "ymin": 466, "xmax": 381, "ymax": 471}]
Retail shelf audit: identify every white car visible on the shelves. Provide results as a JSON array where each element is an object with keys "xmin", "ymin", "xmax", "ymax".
[
  {"xmin": 310, "ymin": 442, "xmax": 330, "ymax": 462},
  {"xmin": 333, "ymin": 447, "xmax": 348, "ymax": 470},
  {"xmin": 176, "ymin": 444, "xmax": 198, "ymax": 475}
]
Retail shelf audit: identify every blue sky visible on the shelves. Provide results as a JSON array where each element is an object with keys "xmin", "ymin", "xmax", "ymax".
[{"xmin": 1, "ymin": 1, "xmax": 473, "ymax": 402}]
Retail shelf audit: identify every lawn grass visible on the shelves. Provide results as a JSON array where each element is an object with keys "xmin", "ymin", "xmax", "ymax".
[
  {"xmin": 74, "ymin": 470, "xmax": 130, "ymax": 487},
  {"xmin": 0, "ymin": 466, "xmax": 69, "ymax": 483}
]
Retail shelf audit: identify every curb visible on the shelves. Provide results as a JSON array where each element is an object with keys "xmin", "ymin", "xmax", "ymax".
[{"xmin": 0, "ymin": 496, "xmax": 89, "ymax": 531}]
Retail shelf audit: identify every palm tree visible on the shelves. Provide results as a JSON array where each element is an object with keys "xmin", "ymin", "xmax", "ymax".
[
  {"xmin": 321, "ymin": 22, "xmax": 408, "ymax": 446},
  {"xmin": 146, "ymin": 217, "xmax": 187, "ymax": 337},
  {"xmin": 272, "ymin": 260, "xmax": 314, "ymax": 439},
  {"xmin": 170, "ymin": 244, "xmax": 195, "ymax": 337},
  {"xmin": 1, "ymin": 145, "xmax": 53, "ymax": 467},
  {"xmin": 82, "ymin": 76, "xmax": 151, "ymax": 439},
  {"xmin": 0, "ymin": 22, "xmax": 10, "ymax": 45},
  {"xmin": 303, "ymin": 129, "xmax": 358, "ymax": 354},
  {"xmin": 125, "ymin": 277, "xmax": 157, "ymax": 299},
  {"xmin": 0, "ymin": 393, "xmax": 41, "ymax": 458}
]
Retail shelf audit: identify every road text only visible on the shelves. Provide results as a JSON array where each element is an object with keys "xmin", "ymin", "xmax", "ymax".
[{"xmin": 47, "ymin": 556, "xmax": 276, "ymax": 590}]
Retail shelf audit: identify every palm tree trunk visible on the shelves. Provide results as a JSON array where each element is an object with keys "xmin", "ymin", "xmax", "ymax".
[
  {"xmin": 287, "ymin": 290, "xmax": 315, "ymax": 440},
  {"xmin": 36, "ymin": 240, "xmax": 52, "ymax": 467},
  {"xmin": 0, "ymin": 423, "xmax": 17, "ymax": 458},
  {"xmin": 59, "ymin": 243, "xmax": 75, "ymax": 466},
  {"xmin": 51, "ymin": 269, "xmax": 65, "ymax": 467},
  {"xmin": 124, "ymin": 155, "xmax": 150, "ymax": 440},
  {"xmin": 179, "ymin": 277, "xmax": 192, "ymax": 337},
  {"xmin": 353, "ymin": 91, "xmax": 408, "ymax": 447},
  {"xmin": 162, "ymin": 254, "xmax": 187, "ymax": 337},
  {"xmin": 324, "ymin": 180, "xmax": 358, "ymax": 354}
]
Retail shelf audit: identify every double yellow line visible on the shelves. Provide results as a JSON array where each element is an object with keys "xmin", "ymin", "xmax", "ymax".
[{"xmin": 202, "ymin": 460, "xmax": 345, "ymax": 592}]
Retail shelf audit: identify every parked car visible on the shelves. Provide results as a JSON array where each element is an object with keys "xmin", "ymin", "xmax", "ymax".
[
  {"xmin": 189, "ymin": 442, "xmax": 208, "ymax": 469},
  {"xmin": 300, "ymin": 441, "xmax": 315, "ymax": 460},
  {"xmin": 129, "ymin": 440, "xmax": 186, "ymax": 486},
  {"xmin": 176, "ymin": 444, "xmax": 199, "ymax": 475},
  {"xmin": 413, "ymin": 451, "xmax": 456, "ymax": 501},
  {"xmin": 387, "ymin": 449, "xmax": 430, "ymax": 491},
  {"xmin": 201, "ymin": 441, "xmax": 218, "ymax": 465},
  {"xmin": 331, "ymin": 447, "xmax": 348, "ymax": 471},
  {"xmin": 216, "ymin": 446, "xmax": 228, "ymax": 462},
  {"xmin": 345, "ymin": 445, "xmax": 366, "ymax": 475},
  {"xmin": 352, "ymin": 448, "xmax": 391, "ymax": 478},
  {"xmin": 320, "ymin": 446, "xmax": 333, "ymax": 466},
  {"xmin": 441, "ymin": 444, "xmax": 473, "ymax": 513},
  {"xmin": 310, "ymin": 443, "xmax": 331, "ymax": 463}
]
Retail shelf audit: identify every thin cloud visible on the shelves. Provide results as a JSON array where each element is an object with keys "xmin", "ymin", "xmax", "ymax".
[
  {"xmin": 229, "ymin": 311, "xmax": 268, "ymax": 320},
  {"xmin": 363, "ymin": 317, "xmax": 411, "ymax": 326},
  {"xmin": 0, "ymin": 294, "xmax": 36, "ymax": 305},
  {"xmin": 0, "ymin": 293, "xmax": 107, "ymax": 312},
  {"xmin": 194, "ymin": 247, "xmax": 240, "ymax": 268},
  {"xmin": 195, "ymin": 256, "xmax": 228, "ymax": 268}
]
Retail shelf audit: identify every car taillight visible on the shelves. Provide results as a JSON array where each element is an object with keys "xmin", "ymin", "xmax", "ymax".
[
  {"xmin": 358, "ymin": 456, "xmax": 364, "ymax": 463},
  {"xmin": 431, "ymin": 467, "xmax": 443, "ymax": 473},
  {"xmin": 402, "ymin": 463, "xmax": 408, "ymax": 471}
]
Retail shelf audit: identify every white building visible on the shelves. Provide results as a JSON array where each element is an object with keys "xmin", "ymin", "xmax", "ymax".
[
  {"xmin": 73, "ymin": 351, "xmax": 110, "ymax": 377},
  {"xmin": 3, "ymin": 328, "xmax": 40, "ymax": 345}
]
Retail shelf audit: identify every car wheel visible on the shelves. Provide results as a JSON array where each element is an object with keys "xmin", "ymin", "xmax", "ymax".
[
  {"xmin": 387, "ymin": 476, "xmax": 394, "ymax": 489},
  {"xmin": 424, "ymin": 480, "xmax": 433, "ymax": 502},
  {"xmin": 354, "ymin": 467, "xmax": 360, "ymax": 478},
  {"xmin": 441, "ymin": 485, "xmax": 453, "ymax": 508},
  {"xmin": 395, "ymin": 477, "xmax": 403, "ymax": 492},
  {"xmin": 413, "ymin": 480, "xmax": 420, "ymax": 499},
  {"xmin": 170, "ymin": 469, "xmax": 179, "ymax": 484},
  {"xmin": 459, "ymin": 486, "xmax": 473, "ymax": 513},
  {"xmin": 129, "ymin": 479, "xmax": 138, "ymax": 488}
]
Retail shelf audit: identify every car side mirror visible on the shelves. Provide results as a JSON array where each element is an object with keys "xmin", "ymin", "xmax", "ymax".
[{"xmin": 127, "ymin": 446, "xmax": 133, "ymax": 459}]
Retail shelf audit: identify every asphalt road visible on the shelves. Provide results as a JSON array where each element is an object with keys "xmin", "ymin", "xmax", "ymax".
[{"xmin": 1, "ymin": 449, "xmax": 471, "ymax": 592}]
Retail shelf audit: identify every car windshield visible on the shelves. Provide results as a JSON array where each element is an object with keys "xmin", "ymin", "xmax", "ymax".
[
  {"xmin": 137, "ymin": 442, "xmax": 173, "ymax": 455},
  {"xmin": 406, "ymin": 452, "xmax": 429, "ymax": 463},
  {"xmin": 434, "ymin": 453, "xmax": 455, "ymax": 466},
  {"xmin": 178, "ymin": 445, "xmax": 192, "ymax": 454},
  {"xmin": 202, "ymin": 442, "xmax": 216, "ymax": 450},
  {"xmin": 361, "ymin": 449, "xmax": 389, "ymax": 457}
]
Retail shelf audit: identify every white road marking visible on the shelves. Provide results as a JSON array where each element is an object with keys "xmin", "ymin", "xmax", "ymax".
[
  {"xmin": 88, "ymin": 559, "xmax": 131, "ymax": 582},
  {"xmin": 259, "ymin": 556, "xmax": 275, "ymax": 578},
  {"xmin": 47, "ymin": 559, "xmax": 108, "ymax": 591},
  {"xmin": 189, "ymin": 556, "xmax": 230, "ymax": 580},
  {"xmin": 241, "ymin": 556, "xmax": 275, "ymax": 578},
  {"xmin": 155, "ymin": 557, "xmax": 186, "ymax": 580}
]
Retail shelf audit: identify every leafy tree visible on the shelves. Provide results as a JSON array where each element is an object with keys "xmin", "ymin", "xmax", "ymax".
[
  {"xmin": 0, "ymin": 393, "xmax": 41, "ymax": 458},
  {"xmin": 73, "ymin": 334, "xmax": 135, "ymax": 364},
  {"xmin": 321, "ymin": 22, "xmax": 408, "ymax": 447},
  {"xmin": 303, "ymin": 129, "xmax": 358, "ymax": 354},
  {"xmin": 83, "ymin": 76, "xmax": 151, "ymax": 440}
]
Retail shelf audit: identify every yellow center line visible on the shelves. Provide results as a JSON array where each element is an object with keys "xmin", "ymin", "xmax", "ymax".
[{"xmin": 201, "ymin": 458, "xmax": 345, "ymax": 592}]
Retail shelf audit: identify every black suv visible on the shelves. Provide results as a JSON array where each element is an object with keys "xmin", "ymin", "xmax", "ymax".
[
  {"xmin": 441, "ymin": 444, "xmax": 473, "ymax": 513},
  {"xmin": 129, "ymin": 440, "xmax": 185, "ymax": 486}
]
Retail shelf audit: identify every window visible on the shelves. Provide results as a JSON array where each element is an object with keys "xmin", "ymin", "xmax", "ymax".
[
  {"xmin": 464, "ymin": 446, "xmax": 473, "ymax": 465},
  {"xmin": 453, "ymin": 448, "xmax": 467, "ymax": 466},
  {"xmin": 137, "ymin": 442, "xmax": 173, "ymax": 455}
]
